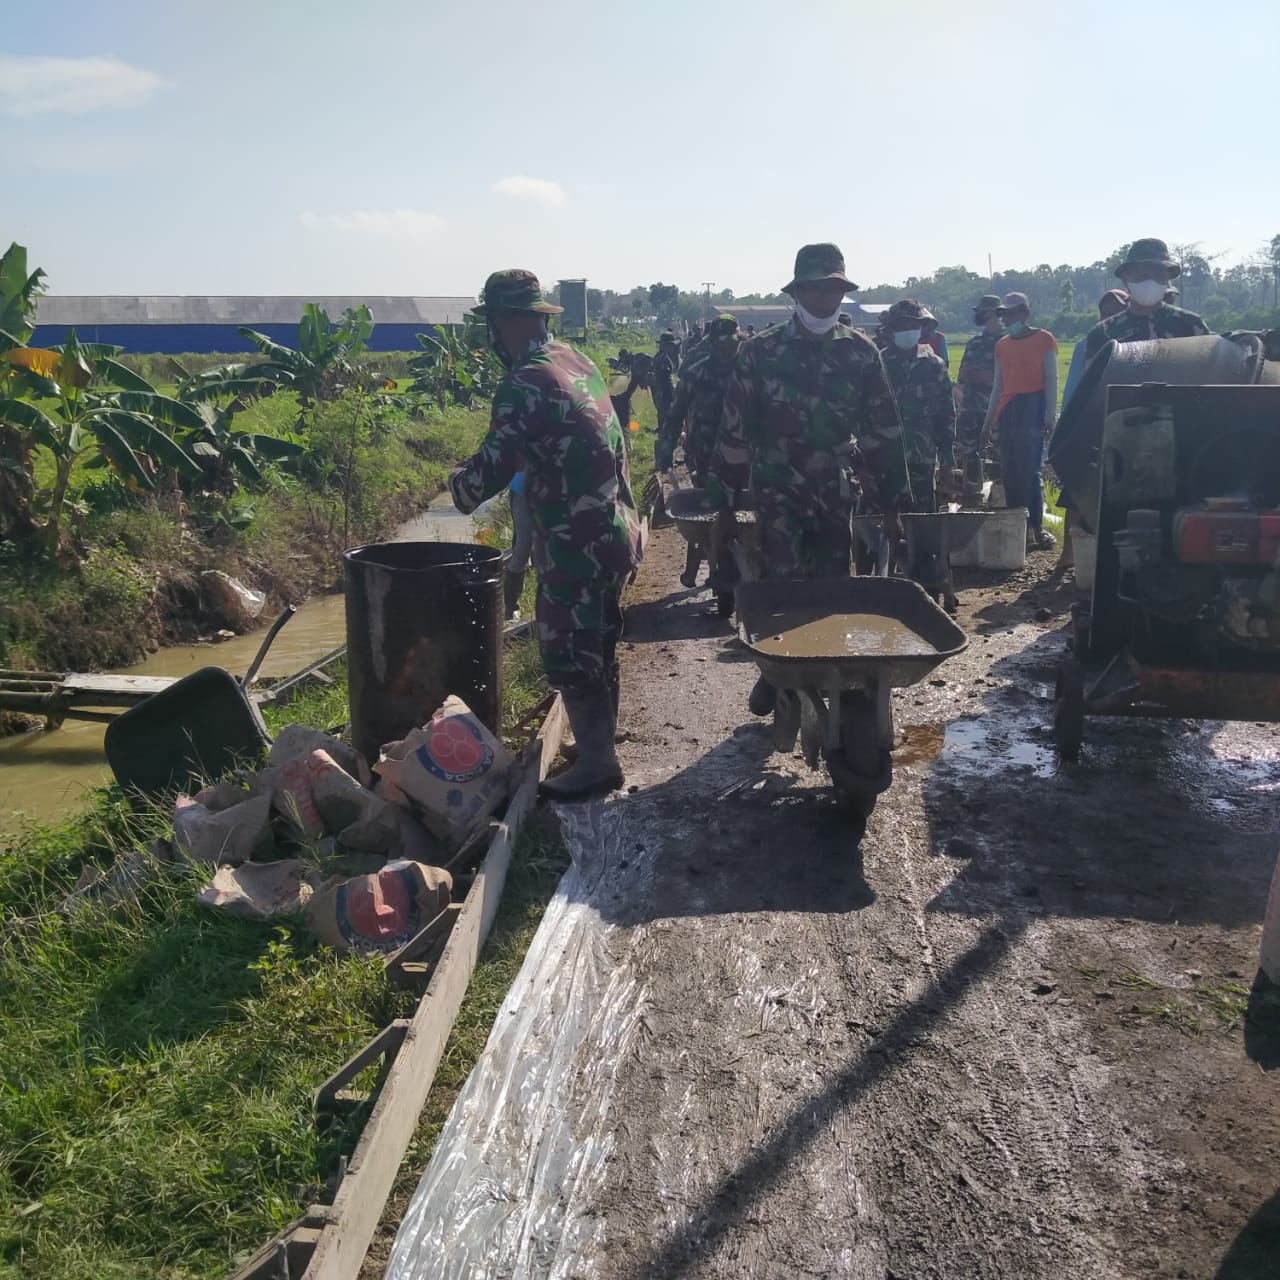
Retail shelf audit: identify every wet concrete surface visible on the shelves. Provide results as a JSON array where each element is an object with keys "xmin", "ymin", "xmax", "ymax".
[{"xmin": 387, "ymin": 528, "xmax": 1280, "ymax": 1280}]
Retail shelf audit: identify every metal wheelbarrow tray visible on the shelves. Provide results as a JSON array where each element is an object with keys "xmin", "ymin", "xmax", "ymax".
[
  {"xmin": 736, "ymin": 576, "xmax": 968, "ymax": 824},
  {"xmin": 665, "ymin": 487, "xmax": 757, "ymax": 617}
]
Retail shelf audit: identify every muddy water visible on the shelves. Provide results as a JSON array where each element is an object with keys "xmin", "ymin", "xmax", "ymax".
[
  {"xmin": 0, "ymin": 492, "xmax": 482, "ymax": 840},
  {"xmin": 751, "ymin": 612, "xmax": 935, "ymax": 659}
]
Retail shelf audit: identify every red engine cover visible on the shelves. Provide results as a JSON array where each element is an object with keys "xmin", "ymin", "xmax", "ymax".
[{"xmin": 1172, "ymin": 507, "xmax": 1280, "ymax": 564}]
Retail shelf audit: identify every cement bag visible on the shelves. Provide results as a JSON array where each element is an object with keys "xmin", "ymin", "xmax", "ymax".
[
  {"xmin": 307, "ymin": 748, "xmax": 402, "ymax": 853},
  {"xmin": 307, "ymin": 858, "xmax": 453, "ymax": 955},
  {"xmin": 251, "ymin": 757, "xmax": 326, "ymax": 842},
  {"xmin": 198, "ymin": 859, "xmax": 323, "ymax": 919},
  {"xmin": 173, "ymin": 792, "xmax": 275, "ymax": 866},
  {"xmin": 269, "ymin": 724, "xmax": 371, "ymax": 787},
  {"xmin": 374, "ymin": 696, "xmax": 516, "ymax": 847}
]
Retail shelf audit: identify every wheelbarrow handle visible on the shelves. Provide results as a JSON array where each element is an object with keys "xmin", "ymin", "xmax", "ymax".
[{"xmin": 241, "ymin": 605, "xmax": 297, "ymax": 690}]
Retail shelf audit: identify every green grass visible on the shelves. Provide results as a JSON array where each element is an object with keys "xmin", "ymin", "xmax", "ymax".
[{"xmin": 0, "ymin": 637, "xmax": 557, "ymax": 1279}]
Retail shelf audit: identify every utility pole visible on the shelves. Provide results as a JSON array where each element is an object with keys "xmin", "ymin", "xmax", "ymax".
[{"xmin": 701, "ymin": 281, "xmax": 715, "ymax": 321}]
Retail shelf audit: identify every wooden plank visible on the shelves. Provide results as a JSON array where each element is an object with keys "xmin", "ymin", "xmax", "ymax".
[
  {"xmin": 300, "ymin": 693, "xmax": 566, "ymax": 1280},
  {"xmin": 62, "ymin": 674, "xmax": 175, "ymax": 696},
  {"xmin": 259, "ymin": 645, "xmax": 348, "ymax": 704}
]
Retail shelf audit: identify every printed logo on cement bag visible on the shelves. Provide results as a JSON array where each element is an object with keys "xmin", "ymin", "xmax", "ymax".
[{"xmin": 415, "ymin": 714, "xmax": 494, "ymax": 784}]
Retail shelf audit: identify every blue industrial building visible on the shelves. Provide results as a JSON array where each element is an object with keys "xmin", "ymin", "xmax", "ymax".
[{"xmin": 31, "ymin": 295, "xmax": 478, "ymax": 354}]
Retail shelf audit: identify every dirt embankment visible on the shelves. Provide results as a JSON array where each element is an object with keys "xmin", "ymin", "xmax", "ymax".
[{"xmin": 388, "ymin": 526, "xmax": 1280, "ymax": 1280}]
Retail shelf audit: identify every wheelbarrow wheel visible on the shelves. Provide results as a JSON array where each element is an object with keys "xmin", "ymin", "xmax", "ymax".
[
  {"xmin": 826, "ymin": 690, "xmax": 887, "ymax": 826},
  {"xmin": 1054, "ymin": 658, "xmax": 1085, "ymax": 763}
]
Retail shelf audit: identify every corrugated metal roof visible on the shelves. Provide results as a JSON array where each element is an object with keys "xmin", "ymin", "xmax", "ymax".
[{"xmin": 36, "ymin": 296, "xmax": 478, "ymax": 326}]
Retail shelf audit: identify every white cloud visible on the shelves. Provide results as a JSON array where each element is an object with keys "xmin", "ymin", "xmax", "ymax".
[
  {"xmin": 300, "ymin": 208, "xmax": 446, "ymax": 240},
  {"xmin": 0, "ymin": 55, "xmax": 167, "ymax": 116},
  {"xmin": 491, "ymin": 176, "xmax": 567, "ymax": 208}
]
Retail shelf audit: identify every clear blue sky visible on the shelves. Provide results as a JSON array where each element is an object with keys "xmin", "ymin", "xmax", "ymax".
[{"xmin": 3, "ymin": 0, "xmax": 1277, "ymax": 299}]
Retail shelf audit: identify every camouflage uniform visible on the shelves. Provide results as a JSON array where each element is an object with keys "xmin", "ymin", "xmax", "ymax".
[
  {"xmin": 450, "ymin": 274, "xmax": 641, "ymax": 692},
  {"xmin": 881, "ymin": 323, "xmax": 956, "ymax": 513},
  {"xmin": 655, "ymin": 317, "xmax": 742, "ymax": 483},
  {"xmin": 1083, "ymin": 303, "xmax": 1209, "ymax": 359},
  {"xmin": 706, "ymin": 245, "xmax": 908, "ymax": 580},
  {"xmin": 651, "ymin": 338, "xmax": 678, "ymax": 427},
  {"xmin": 956, "ymin": 316, "xmax": 1000, "ymax": 485}
]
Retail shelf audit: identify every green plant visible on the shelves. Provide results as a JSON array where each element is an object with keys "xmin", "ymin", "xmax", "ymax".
[
  {"xmin": 0, "ymin": 333, "xmax": 202, "ymax": 552},
  {"xmin": 407, "ymin": 324, "xmax": 502, "ymax": 409},
  {"xmin": 235, "ymin": 304, "xmax": 378, "ymax": 409}
]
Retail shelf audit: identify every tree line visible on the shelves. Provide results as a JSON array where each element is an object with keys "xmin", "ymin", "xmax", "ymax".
[{"xmin": 567, "ymin": 237, "xmax": 1280, "ymax": 339}]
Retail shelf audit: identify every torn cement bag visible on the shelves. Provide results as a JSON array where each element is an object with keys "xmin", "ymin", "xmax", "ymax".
[
  {"xmin": 251, "ymin": 758, "xmax": 326, "ymax": 842},
  {"xmin": 269, "ymin": 724, "xmax": 371, "ymax": 787},
  {"xmin": 198, "ymin": 859, "xmax": 323, "ymax": 919},
  {"xmin": 307, "ymin": 748, "xmax": 405, "ymax": 854},
  {"xmin": 307, "ymin": 858, "xmax": 453, "ymax": 955},
  {"xmin": 199, "ymin": 569, "xmax": 266, "ymax": 631},
  {"xmin": 173, "ymin": 792, "xmax": 275, "ymax": 866},
  {"xmin": 374, "ymin": 696, "xmax": 516, "ymax": 847},
  {"xmin": 61, "ymin": 840, "xmax": 172, "ymax": 914}
]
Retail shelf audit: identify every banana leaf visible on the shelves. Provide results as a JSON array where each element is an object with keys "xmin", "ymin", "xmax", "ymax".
[
  {"xmin": 93, "ymin": 410, "xmax": 202, "ymax": 478},
  {"xmin": 0, "ymin": 397, "xmax": 63, "ymax": 454}
]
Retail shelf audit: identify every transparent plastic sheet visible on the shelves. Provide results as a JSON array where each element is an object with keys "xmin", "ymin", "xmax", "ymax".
[{"xmin": 384, "ymin": 796, "xmax": 656, "ymax": 1279}]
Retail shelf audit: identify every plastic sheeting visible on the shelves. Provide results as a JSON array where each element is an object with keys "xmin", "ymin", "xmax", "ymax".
[{"xmin": 383, "ymin": 798, "xmax": 651, "ymax": 1278}]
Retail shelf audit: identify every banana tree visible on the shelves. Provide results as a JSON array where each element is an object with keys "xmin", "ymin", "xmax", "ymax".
[
  {"xmin": 178, "ymin": 394, "xmax": 307, "ymax": 491},
  {"xmin": 408, "ymin": 323, "xmax": 502, "ymax": 408},
  {"xmin": 0, "ymin": 242, "xmax": 47, "ymax": 536},
  {"xmin": 235, "ymin": 303, "xmax": 377, "ymax": 408},
  {"xmin": 0, "ymin": 332, "xmax": 202, "ymax": 551}
]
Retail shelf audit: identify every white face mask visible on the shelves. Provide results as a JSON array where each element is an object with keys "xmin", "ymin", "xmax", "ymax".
[
  {"xmin": 1127, "ymin": 279, "xmax": 1166, "ymax": 307},
  {"xmin": 793, "ymin": 300, "xmax": 841, "ymax": 334},
  {"xmin": 893, "ymin": 329, "xmax": 922, "ymax": 350}
]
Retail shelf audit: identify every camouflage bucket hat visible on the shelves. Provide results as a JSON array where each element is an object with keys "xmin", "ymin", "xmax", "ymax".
[
  {"xmin": 783, "ymin": 242, "xmax": 859, "ymax": 295},
  {"xmin": 885, "ymin": 299, "xmax": 929, "ymax": 324},
  {"xmin": 471, "ymin": 268, "xmax": 564, "ymax": 316},
  {"xmin": 975, "ymin": 294, "xmax": 1002, "ymax": 311},
  {"xmin": 1116, "ymin": 238, "xmax": 1180, "ymax": 279}
]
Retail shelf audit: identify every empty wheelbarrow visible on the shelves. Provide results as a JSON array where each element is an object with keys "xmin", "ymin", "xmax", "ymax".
[{"xmin": 665, "ymin": 486, "xmax": 757, "ymax": 617}]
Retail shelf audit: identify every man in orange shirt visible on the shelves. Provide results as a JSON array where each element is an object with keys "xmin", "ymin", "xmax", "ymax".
[{"xmin": 981, "ymin": 292, "xmax": 1058, "ymax": 551}]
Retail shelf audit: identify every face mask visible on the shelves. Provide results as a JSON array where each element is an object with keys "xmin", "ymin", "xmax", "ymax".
[
  {"xmin": 793, "ymin": 300, "xmax": 841, "ymax": 334},
  {"xmin": 486, "ymin": 319, "xmax": 514, "ymax": 369},
  {"xmin": 1002, "ymin": 320, "xmax": 1025, "ymax": 337},
  {"xmin": 1127, "ymin": 280, "xmax": 1166, "ymax": 307},
  {"xmin": 892, "ymin": 329, "xmax": 922, "ymax": 350}
]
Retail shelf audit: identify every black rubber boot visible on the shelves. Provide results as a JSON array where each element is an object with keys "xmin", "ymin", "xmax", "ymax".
[
  {"xmin": 748, "ymin": 675, "xmax": 776, "ymax": 717},
  {"xmin": 679, "ymin": 544, "xmax": 702, "ymax": 589},
  {"xmin": 502, "ymin": 569, "xmax": 526, "ymax": 621},
  {"xmin": 541, "ymin": 683, "xmax": 624, "ymax": 801}
]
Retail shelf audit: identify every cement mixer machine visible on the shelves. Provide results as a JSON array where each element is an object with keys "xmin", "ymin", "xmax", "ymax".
[{"xmin": 1046, "ymin": 333, "xmax": 1280, "ymax": 759}]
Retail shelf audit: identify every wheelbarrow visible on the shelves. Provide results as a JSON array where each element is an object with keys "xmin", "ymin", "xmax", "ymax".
[
  {"xmin": 853, "ymin": 507, "xmax": 1001, "ymax": 612},
  {"xmin": 736, "ymin": 576, "xmax": 968, "ymax": 828},
  {"xmin": 665, "ymin": 486, "xmax": 758, "ymax": 617}
]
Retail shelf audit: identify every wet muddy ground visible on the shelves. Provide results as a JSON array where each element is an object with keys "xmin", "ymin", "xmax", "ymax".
[{"xmin": 387, "ymin": 526, "xmax": 1280, "ymax": 1280}]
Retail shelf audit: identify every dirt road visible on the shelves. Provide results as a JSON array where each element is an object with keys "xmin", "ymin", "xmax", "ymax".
[{"xmin": 387, "ymin": 527, "xmax": 1280, "ymax": 1280}]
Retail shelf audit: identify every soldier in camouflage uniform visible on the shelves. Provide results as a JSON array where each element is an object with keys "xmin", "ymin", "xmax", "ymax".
[
  {"xmin": 450, "ymin": 270, "xmax": 641, "ymax": 800},
  {"xmin": 1084, "ymin": 237, "xmax": 1209, "ymax": 359},
  {"xmin": 706, "ymin": 243, "xmax": 909, "ymax": 715},
  {"xmin": 656, "ymin": 314, "xmax": 744, "ymax": 587},
  {"xmin": 880, "ymin": 300, "xmax": 956, "ymax": 512},
  {"xmin": 651, "ymin": 332, "xmax": 679, "ymax": 428},
  {"xmin": 955, "ymin": 293, "xmax": 1003, "ymax": 495}
]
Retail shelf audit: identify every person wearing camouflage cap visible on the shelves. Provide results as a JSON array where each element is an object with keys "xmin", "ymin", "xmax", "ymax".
[
  {"xmin": 706, "ymin": 243, "xmax": 909, "ymax": 716},
  {"xmin": 880, "ymin": 300, "xmax": 957, "ymax": 514},
  {"xmin": 1083, "ymin": 237, "xmax": 1209, "ymax": 359},
  {"xmin": 955, "ymin": 293, "xmax": 1004, "ymax": 496},
  {"xmin": 450, "ymin": 269, "xmax": 642, "ymax": 800},
  {"xmin": 656, "ymin": 315, "xmax": 744, "ymax": 587},
  {"xmin": 651, "ymin": 331, "xmax": 680, "ymax": 429}
]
